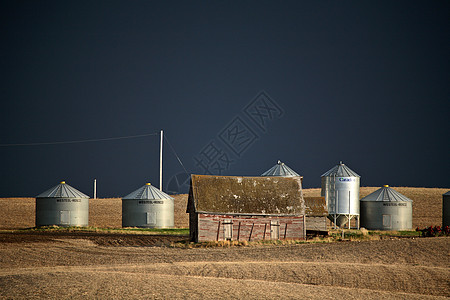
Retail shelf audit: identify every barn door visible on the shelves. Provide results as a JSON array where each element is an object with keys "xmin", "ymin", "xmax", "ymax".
[
  {"xmin": 60, "ymin": 211, "xmax": 70, "ymax": 225},
  {"xmin": 223, "ymin": 222, "xmax": 233, "ymax": 241},
  {"xmin": 270, "ymin": 221, "xmax": 280, "ymax": 240}
]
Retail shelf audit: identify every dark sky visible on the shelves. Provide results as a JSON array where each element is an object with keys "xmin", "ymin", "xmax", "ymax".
[{"xmin": 1, "ymin": 1, "xmax": 449, "ymax": 197}]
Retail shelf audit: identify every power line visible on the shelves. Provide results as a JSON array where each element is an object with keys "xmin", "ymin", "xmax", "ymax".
[
  {"xmin": 0, "ymin": 132, "xmax": 160, "ymax": 147},
  {"xmin": 1, "ymin": 130, "xmax": 191, "ymax": 177},
  {"xmin": 164, "ymin": 134, "xmax": 189, "ymax": 175}
]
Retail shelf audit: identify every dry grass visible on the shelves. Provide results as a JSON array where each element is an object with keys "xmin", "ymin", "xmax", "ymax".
[
  {"xmin": 391, "ymin": 187, "xmax": 447, "ymax": 228},
  {"xmin": 0, "ymin": 197, "xmax": 35, "ymax": 229},
  {"xmin": 89, "ymin": 198, "xmax": 121, "ymax": 228},
  {"xmin": 172, "ymin": 194, "xmax": 189, "ymax": 228}
]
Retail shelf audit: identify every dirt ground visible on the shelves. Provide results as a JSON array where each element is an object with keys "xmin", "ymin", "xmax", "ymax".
[
  {"xmin": 0, "ymin": 187, "xmax": 448, "ymax": 299},
  {"xmin": 0, "ymin": 233, "xmax": 448, "ymax": 299}
]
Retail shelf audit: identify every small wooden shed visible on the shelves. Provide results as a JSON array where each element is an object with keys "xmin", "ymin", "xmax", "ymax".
[
  {"xmin": 187, "ymin": 174, "xmax": 306, "ymax": 242},
  {"xmin": 304, "ymin": 197, "xmax": 328, "ymax": 232}
]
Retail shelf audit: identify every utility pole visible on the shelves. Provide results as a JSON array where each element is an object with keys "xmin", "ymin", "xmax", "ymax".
[
  {"xmin": 94, "ymin": 179, "xmax": 97, "ymax": 199},
  {"xmin": 160, "ymin": 129, "xmax": 163, "ymax": 191}
]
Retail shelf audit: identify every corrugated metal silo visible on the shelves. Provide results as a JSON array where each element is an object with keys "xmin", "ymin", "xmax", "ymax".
[
  {"xmin": 443, "ymin": 191, "xmax": 450, "ymax": 228},
  {"xmin": 261, "ymin": 160, "xmax": 301, "ymax": 177},
  {"xmin": 321, "ymin": 161, "xmax": 360, "ymax": 228},
  {"xmin": 360, "ymin": 185, "xmax": 412, "ymax": 230},
  {"xmin": 122, "ymin": 183, "xmax": 174, "ymax": 228},
  {"xmin": 36, "ymin": 181, "xmax": 89, "ymax": 227}
]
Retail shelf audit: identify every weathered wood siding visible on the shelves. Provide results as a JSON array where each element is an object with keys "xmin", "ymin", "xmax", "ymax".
[
  {"xmin": 192, "ymin": 213, "xmax": 305, "ymax": 242},
  {"xmin": 305, "ymin": 216, "xmax": 328, "ymax": 231}
]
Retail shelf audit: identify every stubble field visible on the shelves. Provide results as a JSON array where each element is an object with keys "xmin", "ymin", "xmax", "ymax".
[{"xmin": 0, "ymin": 187, "xmax": 448, "ymax": 299}]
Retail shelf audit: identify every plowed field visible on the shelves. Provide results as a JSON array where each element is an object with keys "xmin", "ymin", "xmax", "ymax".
[
  {"xmin": 0, "ymin": 234, "xmax": 448, "ymax": 299},
  {"xmin": 0, "ymin": 187, "xmax": 448, "ymax": 299}
]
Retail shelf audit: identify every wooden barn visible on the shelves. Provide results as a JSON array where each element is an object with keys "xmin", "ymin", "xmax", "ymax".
[
  {"xmin": 304, "ymin": 197, "xmax": 328, "ymax": 233},
  {"xmin": 187, "ymin": 174, "xmax": 306, "ymax": 242}
]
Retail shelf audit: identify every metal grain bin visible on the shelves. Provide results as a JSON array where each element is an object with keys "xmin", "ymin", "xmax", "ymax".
[
  {"xmin": 261, "ymin": 160, "xmax": 301, "ymax": 177},
  {"xmin": 122, "ymin": 183, "xmax": 174, "ymax": 228},
  {"xmin": 360, "ymin": 185, "xmax": 412, "ymax": 230},
  {"xmin": 321, "ymin": 161, "xmax": 360, "ymax": 228},
  {"xmin": 443, "ymin": 191, "xmax": 450, "ymax": 228},
  {"xmin": 36, "ymin": 181, "xmax": 89, "ymax": 227}
]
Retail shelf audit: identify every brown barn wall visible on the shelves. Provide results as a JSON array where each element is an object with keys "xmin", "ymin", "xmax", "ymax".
[
  {"xmin": 305, "ymin": 216, "xmax": 328, "ymax": 231},
  {"xmin": 194, "ymin": 213, "xmax": 305, "ymax": 242}
]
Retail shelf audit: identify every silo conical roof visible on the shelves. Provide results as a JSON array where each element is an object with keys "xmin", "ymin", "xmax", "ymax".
[
  {"xmin": 36, "ymin": 181, "xmax": 89, "ymax": 198},
  {"xmin": 321, "ymin": 161, "xmax": 360, "ymax": 177},
  {"xmin": 360, "ymin": 185, "xmax": 412, "ymax": 202},
  {"xmin": 123, "ymin": 183, "xmax": 173, "ymax": 200},
  {"xmin": 261, "ymin": 160, "xmax": 300, "ymax": 177}
]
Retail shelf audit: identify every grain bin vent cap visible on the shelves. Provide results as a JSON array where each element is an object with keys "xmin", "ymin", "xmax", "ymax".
[
  {"xmin": 261, "ymin": 160, "xmax": 301, "ymax": 177},
  {"xmin": 360, "ymin": 186, "xmax": 413, "ymax": 202},
  {"xmin": 321, "ymin": 161, "xmax": 360, "ymax": 178},
  {"xmin": 123, "ymin": 183, "xmax": 173, "ymax": 200},
  {"xmin": 36, "ymin": 181, "xmax": 89, "ymax": 198}
]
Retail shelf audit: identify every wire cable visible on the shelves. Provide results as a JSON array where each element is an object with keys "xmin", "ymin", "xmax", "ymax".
[
  {"xmin": 164, "ymin": 134, "xmax": 189, "ymax": 175},
  {"xmin": 0, "ymin": 132, "xmax": 159, "ymax": 147}
]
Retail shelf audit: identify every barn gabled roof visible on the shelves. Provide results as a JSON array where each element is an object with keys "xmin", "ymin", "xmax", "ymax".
[
  {"xmin": 321, "ymin": 161, "xmax": 360, "ymax": 178},
  {"xmin": 187, "ymin": 174, "xmax": 304, "ymax": 215},
  {"xmin": 261, "ymin": 160, "xmax": 301, "ymax": 177},
  {"xmin": 123, "ymin": 183, "xmax": 173, "ymax": 200},
  {"xmin": 37, "ymin": 181, "xmax": 89, "ymax": 198},
  {"xmin": 360, "ymin": 185, "xmax": 412, "ymax": 202}
]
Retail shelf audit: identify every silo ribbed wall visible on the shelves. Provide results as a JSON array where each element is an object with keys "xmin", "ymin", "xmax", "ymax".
[
  {"xmin": 360, "ymin": 201, "xmax": 412, "ymax": 230},
  {"xmin": 36, "ymin": 197, "xmax": 89, "ymax": 227},
  {"xmin": 122, "ymin": 198, "xmax": 174, "ymax": 228}
]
